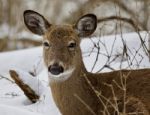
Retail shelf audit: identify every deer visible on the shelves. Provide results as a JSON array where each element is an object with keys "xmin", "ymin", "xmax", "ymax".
[{"xmin": 23, "ymin": 10, "xmax": 150, "ymax": 115}]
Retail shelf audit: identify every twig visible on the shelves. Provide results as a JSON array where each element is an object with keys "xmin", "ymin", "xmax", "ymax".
[
  {"xmin": 74, "ymin": 94, "xmax": 97, "ymax": 115},
  {"xmin": 0, "ymin": 74, "xmax": 14, "ymax": 83}
]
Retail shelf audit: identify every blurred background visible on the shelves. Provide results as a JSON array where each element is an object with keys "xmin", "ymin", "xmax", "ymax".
[{"xmin": 0, "ymin": 0, "xmax": 150, "ymax": 52}]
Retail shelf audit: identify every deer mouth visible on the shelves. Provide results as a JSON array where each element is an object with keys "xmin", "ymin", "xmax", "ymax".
[{"xmin": 48, "ymin": 67, "xmax": 75, "ymax": 81}]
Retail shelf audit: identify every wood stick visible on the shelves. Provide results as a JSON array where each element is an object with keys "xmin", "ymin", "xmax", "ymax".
[{"xmin": 9, "ymin": 70, "xmax": 39, "ymax": 103}]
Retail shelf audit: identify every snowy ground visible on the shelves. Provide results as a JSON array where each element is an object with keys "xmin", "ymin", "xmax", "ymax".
[{"xmin": 0, "ymin": 31, "xmax": 150, "ymax": 115}]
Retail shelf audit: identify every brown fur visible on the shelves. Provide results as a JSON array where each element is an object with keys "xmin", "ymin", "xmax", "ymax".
[
  {"xmin": 50, "ymin": 65, "xmax": 150, "ymax": 115},
  {"xmin": 44, "ymin": 26, "xmax": 150, "ymax": 115},
  {"xmin": 24, "ymin": 11, "xmax": 150, "ymax": 115}
]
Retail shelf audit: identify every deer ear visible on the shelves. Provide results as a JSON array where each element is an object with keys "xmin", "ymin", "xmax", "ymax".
[
  {"xmin": 23, "ymin": 10, "xmax": 51, "ymax": 35},
  {"xmin": 74, "ymin": 14, "xmax": 97, "ymax": 37}
]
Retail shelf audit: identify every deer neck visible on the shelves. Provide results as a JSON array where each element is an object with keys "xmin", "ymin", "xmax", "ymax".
[
  {"xmin": 49, "ymin": 56, "xmax": 89, "ymax": 101},
  {"xmin": 48, "ymin": 54, "xmax": 101, "ymax": 115}
]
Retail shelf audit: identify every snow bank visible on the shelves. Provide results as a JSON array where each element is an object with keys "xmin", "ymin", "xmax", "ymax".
[
  {"xmin": 81, "ymin": 31, "xmax": 150, "ymax": 72},
  {"xmin": 0, "ymin": 104, "xmax": 43, "ymax": 115},
  {"xmin": 0, "ymin": 69, "xmax": 60, "ymax": 115},
  {"xmin": 0, "ymin": 47, "xmax": 44, "ymax": 76},
  {"xmin": 14, "ymin": 69, "xmax": 45, "ymax": 96}
]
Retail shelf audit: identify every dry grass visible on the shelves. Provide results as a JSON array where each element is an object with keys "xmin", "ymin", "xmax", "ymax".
[{"xmin": 74, "ymin": 71, "xmax": 149, "ymax": 115}]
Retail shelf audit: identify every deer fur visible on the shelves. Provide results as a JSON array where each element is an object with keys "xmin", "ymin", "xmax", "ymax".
[{"xmin": 24, "ymin": 10, "xmax": 150, "ymax": 115}]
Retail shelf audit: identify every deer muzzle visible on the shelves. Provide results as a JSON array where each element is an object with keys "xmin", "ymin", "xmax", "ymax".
[{"xmin": 48, "ymin": 63, "xmax": 64, "ymax": 75}]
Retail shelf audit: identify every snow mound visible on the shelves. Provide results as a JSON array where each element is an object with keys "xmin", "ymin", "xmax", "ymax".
[
  {"xmin": 14, "ymin": 69, "xmax": 45, "ymax": 96},
  {"xmin": 0, "ymin": 104, "xmax": 43, "ymax": 115}
]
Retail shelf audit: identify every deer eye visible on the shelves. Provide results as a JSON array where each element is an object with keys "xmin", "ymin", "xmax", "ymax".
[
  {"xmin": 68, "ymin": 41, "xmax": 76, "ymax": 50},
  {"xmin": 43, "ymin": 41, "xmax": 50, "ymax": 49}
]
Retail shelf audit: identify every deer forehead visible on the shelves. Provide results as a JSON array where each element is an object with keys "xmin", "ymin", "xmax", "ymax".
[{"xmin": 44, "ymin": 25, "xmax": 79, "ymax": 43}]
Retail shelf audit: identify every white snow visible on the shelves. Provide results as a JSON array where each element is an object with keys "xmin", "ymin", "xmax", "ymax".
[
  {"xmin": 0, "ymin": 23, "xmax": 9, "ymax": 38},
  {"xmin": 0, "ymin": 31, "xmax": 150, "ymax": 115},
  {"xmin": 0, "ymin": 104, "xmax": 43, "ymax": 115},
  {"xmin": 0, "ymin": 47, "xmax": 43, "ymax": 76},
  {"xmin": 81, "ymin": 31, "xmax": 150, "ymax": 72},
  {"xmin": 0, "ymin": 69, "xmax": 60, "ymax": 115},
  {"xmin": 0, "ymin": 47, "xmax": 60, "ymax": 115},
  {"xmin": 14, "ymin": 69, "xmax": 45, "ymax": 96},
  {"xmin": 17, "ymin": 31, "xmax": 42, "ymax": 41},
  {"xmin": 0, "ymin": 24, "xmax": 42, "ymax": 41}
]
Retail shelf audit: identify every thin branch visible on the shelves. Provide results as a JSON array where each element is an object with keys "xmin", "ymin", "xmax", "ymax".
[{"xmin": 0, "ymin": 74, "xmax": 14, "ymax": 83}]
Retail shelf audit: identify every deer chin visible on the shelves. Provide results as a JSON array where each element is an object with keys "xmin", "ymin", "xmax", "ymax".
[{"xmin": 48, "ymin": 67, "xmax": 75, "ymax": 82}]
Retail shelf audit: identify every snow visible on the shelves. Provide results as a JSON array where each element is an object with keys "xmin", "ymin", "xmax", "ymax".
[
  {"xmin": 17, "ymin": 31, "xmax": 42, "ymax": 41},
  {"xmin": 81, "ymin": 31, "xmax": 150, "ymax": 72},
  {"xmin": 0, "ymin": 23, "xmax": 9, "ymax": 38},
  {"xmin": 0, "ymin": 104, "xmax": 43, "ymax": 115},
  {"xmin": 0, "ymin": 48, "xmax": 60, "ymax": 115},
  {"xmin": 0, "ymin": 24, "xmax": 42, "ymax": 41},
  {"xmin": 14, "ymin": 69, "xmax": 45, "ymax": 96},
  {"xmin": 0, "ymin": 31, "xmax": 150, "ymax": 115},
  {"xmin": 0, "ymin": 47, "xmax": 43, "ymax": 76},
  {"xmin": 0, "ymin": 69, "xmax": 60, "ymax": 115}
]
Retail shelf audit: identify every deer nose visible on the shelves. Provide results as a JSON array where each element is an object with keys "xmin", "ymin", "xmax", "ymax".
[{"xmin": 48, "ymin": 63, "xmax": 64, "ymax": 75}]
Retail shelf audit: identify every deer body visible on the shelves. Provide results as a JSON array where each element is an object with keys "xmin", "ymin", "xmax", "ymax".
[
  {"xmin": 24, "ymin": 10, "xmax": 150, "ymax": 115},
  {"xmin": 50, "ymin": 68, "xmax": 150, "ymax": 115}
]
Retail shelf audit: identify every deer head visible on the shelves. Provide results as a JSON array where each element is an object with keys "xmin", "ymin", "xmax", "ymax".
[{"xmin": 24, "ymin": 10, "xmax": 97, "ymax": 81}]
